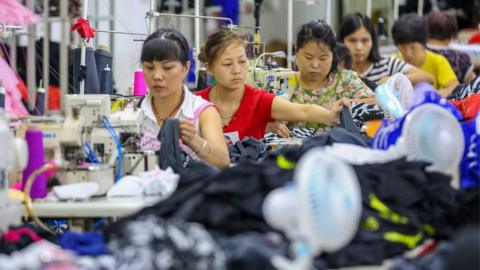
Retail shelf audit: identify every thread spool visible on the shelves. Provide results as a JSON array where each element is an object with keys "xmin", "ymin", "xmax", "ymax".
[
  {"xmin": 73, "ymin": 47, "xmax": 100, "ymax": 94},
  {"xmin": 133, "ymin": 69, "xmax": 147, "ymax": 96},
  {"xmin": 22, "ymin": 129, "xmax": 47, "ymax": 199},
  {"xmin": 100, "ymin": 65, "xmax": 113, "ymax": 94},
  {"xmin": 35, "ymin": 82, "xmax": 45, "ymax": 115},
  {"xmin": 0, "ymin": 80, "xmax": 5, "ymax": 111},
  {"xmin": 94, "ymin": 46, "xmax": 113, "ymax": 87}
]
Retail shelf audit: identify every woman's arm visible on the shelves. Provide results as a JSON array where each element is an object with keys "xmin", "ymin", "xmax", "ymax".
[
  {"xmin": 439, "ymin": 80, "xmax": 460, "ymax": 97},
  {"xmin": 405, "ymin": 66, "xmax": 435, "ymax": 85},
  {"xmin": 271, "ymin": 96, "xmax": 345, "ymax": 124},
  {"xmin": 347, "ymin": 97, "xmax": 377, "ymax": 104},
  {"xmin": 179, "ymin": 107, "xmax": 230, "ymax": 168}
]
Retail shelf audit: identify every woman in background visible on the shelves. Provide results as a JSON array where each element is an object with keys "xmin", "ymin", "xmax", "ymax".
[
  {"xmin": 195, "ymin": 29, "xmax": 347, "ymax": 143},
  {"xmin": 282, "ymin": 19, "xmax": 376, "ymax": 137},
  {"xmin": 425, "ymin": 10, "xmax": 476, "ymax": 83},
  {"xmin": 338, "ymin": 12, "xmax": 434, "ymax": 85}
]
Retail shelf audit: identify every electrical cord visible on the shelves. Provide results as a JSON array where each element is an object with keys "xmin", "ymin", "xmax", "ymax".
[
  {"xmin": 23, "ymin": 162, "xmax": 66, "ymax": 235},
  {"xmin": 101, "ymin": 116, "xmax": 122, "ymax": 181}
]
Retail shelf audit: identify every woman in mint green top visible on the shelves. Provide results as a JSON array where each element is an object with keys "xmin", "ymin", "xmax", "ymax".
[{"xmin": 269, "ymin": 20, "xmax": 374, "ymax": 137}]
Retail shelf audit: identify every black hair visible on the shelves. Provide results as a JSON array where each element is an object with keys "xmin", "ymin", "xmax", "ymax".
[
  {"xmin": 425, "ymin": 11, "xmax": 458, "ymax": 40},
  {"xmin": 392, "ymin": 13, "xmax": 428, "ymax": 46},
  {"xmin": 338, "ymin": 13, "xmax": 381, "ymax": 63},
  {"xmin": 296, "ymin": 19, "xmax": 337, "ymax": 75},
  {"xmin": 141, "ymin": 28, "xmax": 190, "ymax": 66},
  {"xmin": 334, "ymin": 42, "xmax": 352, "ymax": 69}
]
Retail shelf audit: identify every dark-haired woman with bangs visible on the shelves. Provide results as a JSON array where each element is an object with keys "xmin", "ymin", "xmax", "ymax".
[
  {"xmin": 139, "ymin": 28, "xmax": 229, "ymax": 168},
  {"xmin": 338, "ymin": 12, "xmax": 434, "ymax": 86}
]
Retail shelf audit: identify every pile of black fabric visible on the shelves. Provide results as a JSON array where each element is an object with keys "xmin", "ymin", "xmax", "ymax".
[
  {"xmin": 104, "ymin": 127, "xmax": 371, "ymax": 269},
  {"xmin": 104, "ymin": 123, "xmax": 463, "ymax": 269},
  {"xmin": 320, "ymin": 159, "xmax": 457, "ymax": 268},
  {"xmin": 228, "ymin": 137, "xmax": 269, "ymax": 163},
  {"xmin": 389, "ymin": 225, "xmax": 480, "ymax": 270}
]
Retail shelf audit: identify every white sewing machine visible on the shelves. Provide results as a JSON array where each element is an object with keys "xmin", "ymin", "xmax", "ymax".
[
  {"xmin": 247, "ymin": 67, "xmax": 297, "ymax": 99},
  {"xmin": 15, "ymin": 94, "xmax": 156, "ymax": 195},
  {"xmin": 0, "ymin": 114, "xmax": 27, "ymax": 231}
]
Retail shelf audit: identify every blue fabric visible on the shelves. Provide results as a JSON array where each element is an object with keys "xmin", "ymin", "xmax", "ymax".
[
  {"xmin": 187, "ymin": 49, "xmax": 196, "ymax": 87},
  {"xmin": 460, "ymin": 113, "xmax": 480, "ymax": 189},
  {"xmin": 60, "ymin": 232, "xmax": 110, "ymax": 256},
  {"xmin": 214, "ymin": 0, "xmax": 239, "ymax": 25},
  {"xmin": 372, "ymin": 117, "xmax": 405, "ymax": 150}
]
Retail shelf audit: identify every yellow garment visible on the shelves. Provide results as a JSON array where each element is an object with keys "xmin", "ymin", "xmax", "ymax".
[{"xmin": 396, "ymin": 50, "xmax": 458, "ymax": 90}]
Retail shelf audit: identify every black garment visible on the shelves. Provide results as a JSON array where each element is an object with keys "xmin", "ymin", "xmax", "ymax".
[
  {"xmin": 321, "ymin": 158, "xmax": 457, "ymax": 268},
  {"xmin": 106, "ymin": 160, "xmax": 293, "ymax": 237},
  {"xmin": 447, "ymin": 187, "xmax": 479, "ymax": 229},
  {"xmin": 362, "ymin": 78, "xmax": 378, "ymax": 92},
  {"xmin": 157, "ymin": 118, "xmax": 219, "ymax": 180},
  {"xmin": 389, "ymin": 242, "xmax": 454, "ymax": 270},
  {"xmin": 389, "ymin": 226, "xmax": 480, "ymax": 270},
  {"xmin": 216, "ymin": 232, "xmax": 290, "ymax": 270},
  {"xmin": 228, "ymin": 137, "xmax": 269, "ymax": 163},
  {"xmin": 107, "ymin": 216, "xmax": 225, "ymax": 270},
  {"xmin": 273, "ymin": 127, "xmax": 369, "ymax": 162},
  {"xmin": 446, "ymin": 226, "xmax": 480, "ymax": 270}
]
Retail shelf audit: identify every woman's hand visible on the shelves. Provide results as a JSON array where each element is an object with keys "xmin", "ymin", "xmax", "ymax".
[
  {"xmin": 331, "ymin": 98, "xmax": 351, "ymax": 113},
  {"xmin": 266, "ymin": 121, "xmax": 291, "ymax": 138},
  {"xmin": 179, "ymin": 119, "xmax": 197, "ymax": 146},
  {"xmin": 328, "ymin": 99, "xmax": 351, "ymax": 123}
]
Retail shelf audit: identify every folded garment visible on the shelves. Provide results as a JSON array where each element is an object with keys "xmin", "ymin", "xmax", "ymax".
[
  {"xmin": 107, "ymin": 167, "xmax": 179, "ymax": 198},
  {"xmin": 52, "ymin": 182, "xmax": 99, "ymax": 200}
]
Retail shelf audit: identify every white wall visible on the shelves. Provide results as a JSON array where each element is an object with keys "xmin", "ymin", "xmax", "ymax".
[
  {"xmin": 94, "ymin": 0, "xmax": 150, "ymax": 95},
  {"xmin": 103, "ymin": 0, "xmax": 343, "ymax": 94},
  {"xmin": 239, "ymin": 0, "xmax": 339, "ymax": 44}
]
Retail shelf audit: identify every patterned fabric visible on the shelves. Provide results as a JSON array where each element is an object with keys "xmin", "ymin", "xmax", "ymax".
[
  {"xmin": 361, "ymin": 57, "xmax": 412, "ymax": 84},
  {"xmin": 447, "ymin": 76, "xmax": 480, "ymax": 100},
  {"xmin": 107, "ymin": 215, "xmax": 225, "ymax": 270},
  {"xmin": 427, "ymin": 45, "xmax": 474, "ymax": 83},
  {"xmin": 289, "ymin": 69, "xmax": 374, "ymax": 131},
  {"xmin": 351, "ymin": 102, "xmax": 385, "ymax": 128},
  {"xmin": 263, "ymin": 128, "xmax": 319, "ymax": 144}
]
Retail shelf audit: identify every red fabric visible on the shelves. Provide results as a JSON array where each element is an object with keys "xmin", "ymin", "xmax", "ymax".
[
  {"xmin": 16, "ymin": 78, "xmax": 29, "ymax": 102},
  {"xmin": 2, "ymin": 227, "xmax": 42, "ymax": 243},
  {"xmin": 196, "ymin": 84, "xmax": 276, "ymax": 140},
  {"xmin": 71, "ymin": 18, "xmax": 95, "ymax": 39},
  {"xmin": 449, "ymin": 93, "xmax": 480, "ymax": 121},
  {"xmin": 468, "ymin": 32, "xmax": 480, "ymax": 44},
  {"xmin": 47, "ymin": 85, "xmax": 60, "ymax": 110}
]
